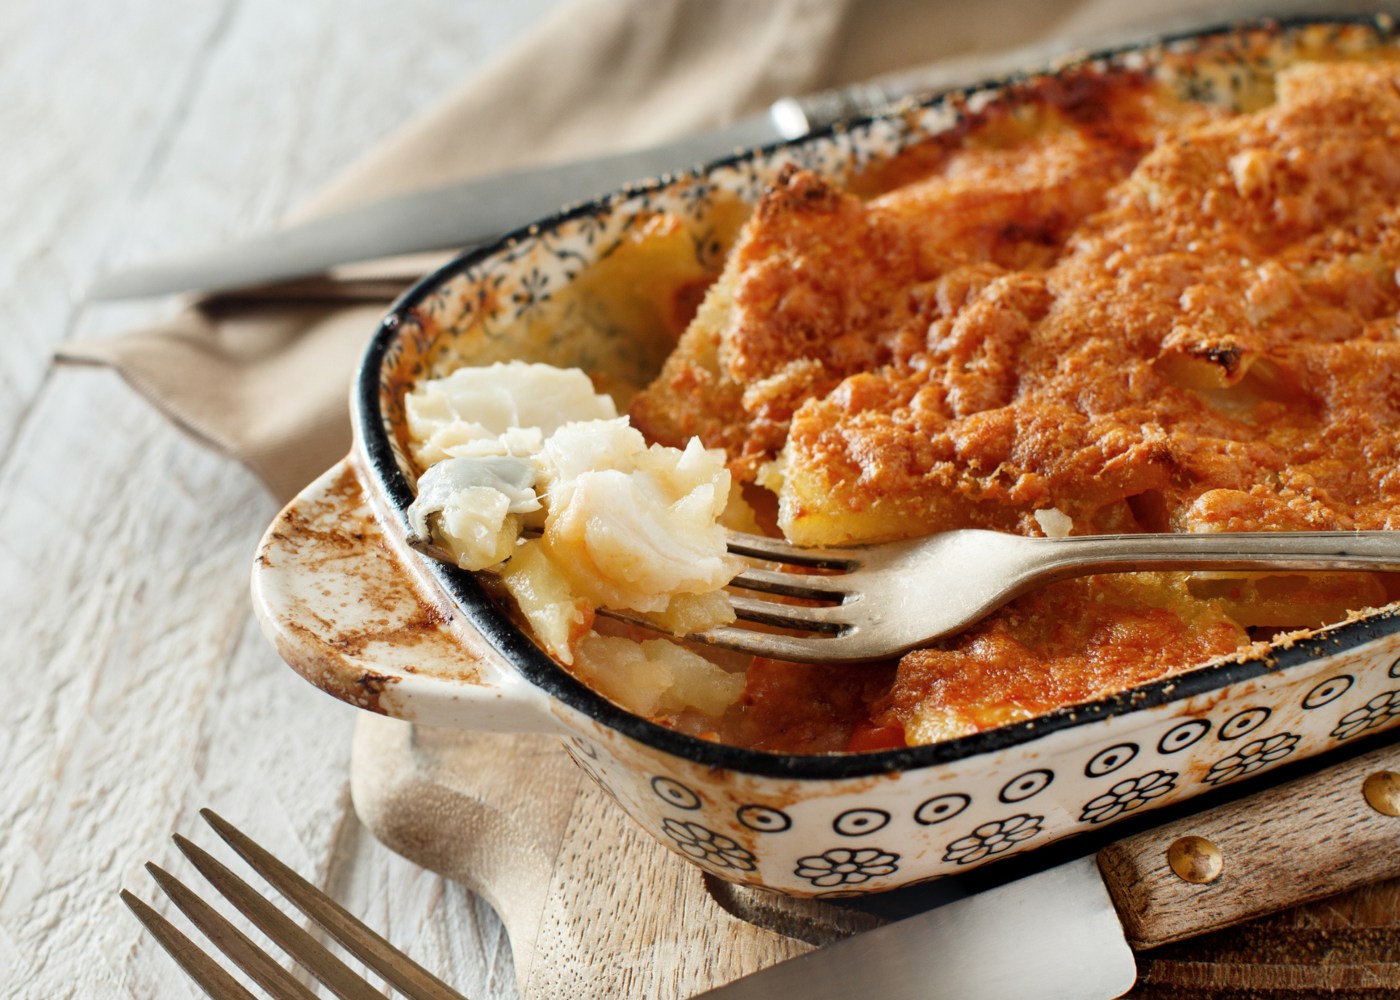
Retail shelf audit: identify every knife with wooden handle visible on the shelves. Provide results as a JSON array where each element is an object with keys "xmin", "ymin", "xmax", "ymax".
[
  {"xmin": 702, "ymin": 739, "xmax": 1400, "ymax": 1000},
  {"xmin": 350, "ymin": 709, "xmax": 1400, "ymax": 997},
  {"xmin": 350, "ymin": 718, "xmax": 871, "ymax": 999}
]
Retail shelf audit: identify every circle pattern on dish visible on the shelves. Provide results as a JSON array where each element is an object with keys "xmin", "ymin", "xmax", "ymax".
[
  {"xmin": 1158, "ymin": 720, "xmax": 1211, "ymax": 754},
  {"xmin": 1302, "ymin": 676, "xmax": 1354, "ymax": 709},
  {"xmin": 999, "ymin": 769, "xmax": 1054, "ymax": 803},
  {"xmin": 1218, "ymin": 708, "xmax": 1271, "ymax": 740},
  {"xmin": 915, "ymin": 793, "xmax": 971, "ymax": 826},
  {"xmin": 651, "ymin": 775, "xmax": 702, "ymax": 810},
  {"xmin": 736, "ymin": 805, "xmax": 792, "ymax": 833},
  {"xmin": 1085, "ymin": 743, "xmax": 1139, "ymax": 777},
  {"xmin": 833, "ymin": 808, "xmax": 891, "ymax": 837}
]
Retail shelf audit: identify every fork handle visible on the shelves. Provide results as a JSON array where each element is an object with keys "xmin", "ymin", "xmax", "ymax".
[{"xmin": 1033, "ymin": 530, "xmax": 1400, "ymax": 579}]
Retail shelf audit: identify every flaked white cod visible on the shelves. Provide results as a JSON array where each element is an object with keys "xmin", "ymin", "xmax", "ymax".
[{"xmin": 405, "ymin": 361, "xmax": 747, "ymax": 723}]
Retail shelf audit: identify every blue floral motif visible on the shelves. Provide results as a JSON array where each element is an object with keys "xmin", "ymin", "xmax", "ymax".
[
  {"xmin": 795, "ymin": 848, "xmax": 899, "ymax": 888},
  {"xmin": 1331, "ymin": 691, "xmax": 1400, "ymax": 741},
  {"xmin": 1079, "ymin": 771, "xmax": 1177, "ymax": 824},
  {"xmin": 661, "ymin": 819, "xmax": 756, "ymax": 872},
  {"xmin": 1204, "ymin": 733, "xmax": 1299, "ymax": 785},
  {"xmin": 676, "ymin": 178, "xmax": 717, "ymax": 219},
  {"xmin": 943, "ymin": 814, "xmax": 1043, "ymax": 865},
  {"xmin": 510, "ymin": 266, "xmax": 550, "ymax": 316},
  {"xmin": 571, "ymin": 211, "xmax": 609, "ymax": 248}
]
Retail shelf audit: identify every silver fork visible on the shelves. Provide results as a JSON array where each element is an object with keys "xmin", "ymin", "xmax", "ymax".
[
  {"xmin": 608, "ymin": 528, "xmax": 1400, "ymax": 663},
  {"xmin": 122, "ymin": 809, "xmax": 466, "ymax": 1000}
]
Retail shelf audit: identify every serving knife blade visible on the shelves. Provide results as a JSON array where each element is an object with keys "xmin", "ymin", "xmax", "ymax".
[
  {"xmin": 91, "ymin": 6, "xmax": 1384, "ymax": 302},
  {"xmin": 701, "ymin": 738, "xmax": 1400, "ymax": 1000},
  {"xmin": 86, "ymin": 80, "xmax": 908, "ymax": 302},
  {"xmin": 88, "ymin": 7, "xmax": 1185, "ymax": 304}
]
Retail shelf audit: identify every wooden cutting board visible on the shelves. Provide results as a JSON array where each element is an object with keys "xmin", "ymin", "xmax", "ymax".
[{"xmin": 350, "ymin": 714, "xmax": 1400, "ymax": 999}]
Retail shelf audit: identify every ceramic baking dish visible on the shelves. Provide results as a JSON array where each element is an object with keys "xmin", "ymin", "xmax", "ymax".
[{"xmin": 252, "ymin": 15, "xmax": 1400, "ymax": 896}]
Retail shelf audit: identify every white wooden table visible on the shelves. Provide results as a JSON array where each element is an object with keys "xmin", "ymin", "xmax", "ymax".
[{"xmin": 1, "ymin": 2, "xmax": 562, "ymax": 995}]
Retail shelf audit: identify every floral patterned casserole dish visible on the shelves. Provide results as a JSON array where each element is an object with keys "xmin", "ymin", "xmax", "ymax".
[{"xmin": 252, "ymin": 16, "xmax": 1400, "ymax": 896}]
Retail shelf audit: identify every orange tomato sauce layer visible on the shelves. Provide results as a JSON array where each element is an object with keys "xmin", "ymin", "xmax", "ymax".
[{"xmin": 630, "ymin": 58, "xmax": 1400, "ymax": 753}]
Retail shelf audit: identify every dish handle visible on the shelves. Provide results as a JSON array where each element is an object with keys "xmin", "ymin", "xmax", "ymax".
[{"xmin": 250, "ymin": 459, "xmax": 563, "ymax": 734}]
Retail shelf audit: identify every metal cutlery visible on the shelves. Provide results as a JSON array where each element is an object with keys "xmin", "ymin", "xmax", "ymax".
[
  {"xmin": 88, "ymin": 5, "xmax": 1390, "ymax": 302},
  {"xmin": 591, "ymin": 528, "xmax": 1400, "ymax": 663},
  {"xmin": 699, "ymin": 738, "xmax": 1400, "ymax": 999},
  {"xmin": 122, "ymin": 808, "xmax": 465, "ymax": 1000},
  {"xmin": 86, "ymin": 81, "xmax": 903, "ymax": 301}
]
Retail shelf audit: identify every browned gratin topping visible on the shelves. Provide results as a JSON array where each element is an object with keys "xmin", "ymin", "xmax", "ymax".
[{"xmin": 630, "ymin": 57, "xmax": 1400, "ymax": 752}]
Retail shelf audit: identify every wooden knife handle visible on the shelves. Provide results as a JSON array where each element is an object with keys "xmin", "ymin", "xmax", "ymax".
[{"xmin": 1097, "ymin": 740, "xmax": 1400, "ymax": 950}]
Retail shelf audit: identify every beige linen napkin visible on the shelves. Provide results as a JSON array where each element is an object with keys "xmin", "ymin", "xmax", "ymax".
[{"xmin": 59, "ymin": 0, "xmax": 1309, "ymax": 502}]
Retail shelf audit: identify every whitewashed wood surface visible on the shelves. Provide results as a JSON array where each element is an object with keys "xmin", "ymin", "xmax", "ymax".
[{"xmin": 0, "ymin": 1, "xmax": 563, "ymax": 996}]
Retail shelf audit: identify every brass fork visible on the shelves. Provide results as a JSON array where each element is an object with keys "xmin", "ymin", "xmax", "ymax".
[
  {"xmin": 122, "ymin": 809, "xmax": 466, "ymax": 1000},
  {"xmin": 606, "ymin": 528, "xmax": 1400, "ymax": 663}
]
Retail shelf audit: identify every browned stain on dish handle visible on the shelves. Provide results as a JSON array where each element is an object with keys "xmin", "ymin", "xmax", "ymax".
[
  {"xmin": 272, "ymin": 622, "xmax": 399, "ymax": 715},
  {"xmin": 257, "ymin": 462, "xmax": 485, "ymax": 714}
]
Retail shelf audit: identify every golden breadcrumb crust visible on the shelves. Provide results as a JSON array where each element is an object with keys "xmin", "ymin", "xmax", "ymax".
[{"xmin": 631, "ymin": 57, "xmax": 1400, "ymax": 751}]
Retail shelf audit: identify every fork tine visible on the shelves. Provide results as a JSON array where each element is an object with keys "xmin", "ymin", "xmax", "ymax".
[
  {"xmin": 121, "ymin": 889, "xmax": 262, "ymax": 1000},
  {"xmin": 172, "ymin": 834, "xmax": 385, "ymax": 1000},
  {"xmin": 726, "ymin": 531, "xmax": 859, "ymax": 569},
  {"xmin": 730, "ymin": 567, "xmax": 853, "ymax": 598},
  {"xmin": 692, "ymin": 625, "xmax": 863, "ymax": 662},
  {"xmin": 141, "ymin": 865, "xmax": 320, "ymax": 1000},
  {"xmin": 728, "ymin": 595, "xmax": 851, "ymax": 632},
  {"xmin": 200, "ymin": 809, "xmax": 467, "ymax": 1000}
]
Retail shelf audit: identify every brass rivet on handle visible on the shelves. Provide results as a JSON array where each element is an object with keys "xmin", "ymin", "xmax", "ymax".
[
  {"xmin": 1363, "ymin": 770, "xmax": 1400, "ymax": 817},
  {"xmin": 1167, "ymin": 835, "xmax": 1224, "ymax": 884}
]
